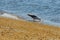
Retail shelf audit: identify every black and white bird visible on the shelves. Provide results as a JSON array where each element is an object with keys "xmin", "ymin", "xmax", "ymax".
[{"xmin": 27, "ymin": 14, "xmax": 41, "ymax": 22}]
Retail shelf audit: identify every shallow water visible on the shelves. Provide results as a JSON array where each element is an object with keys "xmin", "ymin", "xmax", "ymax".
[{"xmin": 0, "ymin": 0, "xmax": 60, "ymax": 26}]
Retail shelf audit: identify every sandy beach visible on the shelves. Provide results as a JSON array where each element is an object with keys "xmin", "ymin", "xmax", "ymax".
[{"xmin": 0, "ymin": 17, "xmax": 60, "ymax": 40}]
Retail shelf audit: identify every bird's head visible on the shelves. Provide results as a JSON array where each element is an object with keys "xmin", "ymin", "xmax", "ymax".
[{"xmin": 27, "ymin": 13, "xmax": 34, "ymax": 16}]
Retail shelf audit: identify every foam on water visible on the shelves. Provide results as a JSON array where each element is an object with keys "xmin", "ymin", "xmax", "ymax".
[{"xmin": 0, "ymin": 13, "xmax": 20, "ymax": 20}]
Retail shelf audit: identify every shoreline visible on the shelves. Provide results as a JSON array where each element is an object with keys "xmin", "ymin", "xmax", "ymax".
[{"xmin": 27, "ymin": 19, "xmax": 60, "ymax": 27}]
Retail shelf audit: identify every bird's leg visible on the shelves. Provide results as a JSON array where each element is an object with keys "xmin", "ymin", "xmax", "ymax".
[{"xmin": 33, "ymin": 19, "xmax": 36, "ymax": 22}]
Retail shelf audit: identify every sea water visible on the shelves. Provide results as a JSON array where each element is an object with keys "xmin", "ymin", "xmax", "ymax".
[{"xmin": 0, "ymin": 0, "xmax": 60, "ymax": 26}]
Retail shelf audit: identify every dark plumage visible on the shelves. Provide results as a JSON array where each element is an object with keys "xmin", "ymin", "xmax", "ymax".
[{"xmin": 27, "ymin": 14, "xmax": 41, "ymax": 22}]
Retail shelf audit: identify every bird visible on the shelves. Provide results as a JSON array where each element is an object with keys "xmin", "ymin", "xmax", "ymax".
[{"xmin": 27, "ymin": 14, "xmax": 41, "ymax": 22}]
